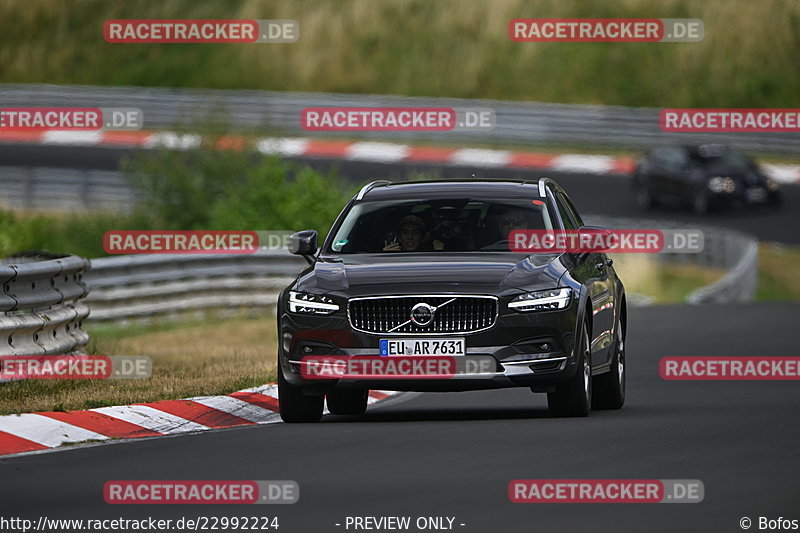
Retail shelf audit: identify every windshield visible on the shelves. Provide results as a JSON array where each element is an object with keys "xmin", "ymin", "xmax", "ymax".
[
  {"xmin": 326, "ymin": 197, "xmax": 554, "ymax": 253},
  {"xmin": 691, "ymin": 146, "xmax": 753, "ymax": 172}
]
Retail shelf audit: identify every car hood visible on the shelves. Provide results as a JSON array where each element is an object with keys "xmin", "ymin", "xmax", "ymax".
[{"xmin": 295, "ymin": 253, "xmax": 567, "ymax": 297}]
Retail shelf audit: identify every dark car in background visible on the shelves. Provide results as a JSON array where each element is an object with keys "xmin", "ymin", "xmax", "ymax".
[
  {"xmin": 632, "ymin": 144, "xmax": 781, "ymax": 214},
  {"xmin": 277, "ymin": 178, "xmax": 627, "ymax": 422}
]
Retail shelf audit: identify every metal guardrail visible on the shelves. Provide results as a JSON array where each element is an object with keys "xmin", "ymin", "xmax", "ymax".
[
  {"xmin": 2, "ymin": 83, "xmax": 799, "ymax": 154},
  {"xmin": 586, "ymin": 215, "xmax": 758, "ymax": 304},
  {"xmin": 686, "ymin": 238, "xmax": 758, "ymax": 304},
  {"xmin": 84, "ymin": 251, "xmax": 306, "ymax": 321},
  {"xmin": 0, "ymin": 254, "xmax": 90, "ymax": 355},
  {"xmin": 0, "ymin": 167, "xmax": 135, "ymax": 212}
]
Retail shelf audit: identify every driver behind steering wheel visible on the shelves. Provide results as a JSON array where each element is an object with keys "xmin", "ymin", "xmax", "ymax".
[{"xmin": 497, "ymin": 208, "xmax": 530, "ymax": 242}]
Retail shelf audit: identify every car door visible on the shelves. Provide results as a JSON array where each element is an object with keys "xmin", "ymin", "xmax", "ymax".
[
  {"xmin": 647, "ymin": 147, "xmax": 673, "ymax": 198},
  {"xmin": 553, "ymin": 190, "xmax": 615, "ymax": 368},
  {"xmin": 658, "ymin": 146, "xmax": 691, "ymax": 199}
]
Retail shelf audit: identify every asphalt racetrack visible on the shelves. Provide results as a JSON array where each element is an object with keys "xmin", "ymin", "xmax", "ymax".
[{"xmin": 2, "ymin": 303, "xmax": 798, "ymax": 532}]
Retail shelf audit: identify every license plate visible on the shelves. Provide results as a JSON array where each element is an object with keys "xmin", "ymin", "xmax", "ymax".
[
  {"xmin": 380, "ymin": 338, "xmax": 465, "ymax": 356},
  {"xmin": 746, "ymin": 187, "xmax": 767, "ymax": 202}
]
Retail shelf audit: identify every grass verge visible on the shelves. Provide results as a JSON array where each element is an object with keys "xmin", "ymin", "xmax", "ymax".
[
  {"xmin": 610, "ymin": 253, "xmax": 724, "ymax": 304},
  {"xmin": 0, "ymin": 312, "xmax": 278, "ymax": 416},
  {"xmin": 616, "ymin": 243, "xmax": 800, "ymax": 304},
  {"xmin": 757, "ymin": 243, "xmax": 800, "ymax": 301},
  {"xmin": 2, "ymin": 0, "xmax": 799, "ymax": 108}
]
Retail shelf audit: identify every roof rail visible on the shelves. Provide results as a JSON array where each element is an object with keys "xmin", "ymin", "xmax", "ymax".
[
  {"xmin": 537, "ymin": 177, "xmax": 555, "ymax": 198},
  {"xmin": 355, "ymin": 180, "xmax": 391, "ymax": 200}
]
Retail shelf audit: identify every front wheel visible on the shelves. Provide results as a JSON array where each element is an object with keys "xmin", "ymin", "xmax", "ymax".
[
  {"xmin": 327, "ymin": 389, "xmax": 368, "ymax": 416},
  {"xmin": 768, "ymin": 191, "xmax": 783, "ymax": 209},
  {"xmin": 592, "ymin": 316, "xmax": 626, "ymax": 410},
  {"xmin": 548, "ymin": 320, "xmax": 592, "ymax": 417},
  {"xmin": 278, "ymin": 363, "xmax": 323, "ymax": 423}
]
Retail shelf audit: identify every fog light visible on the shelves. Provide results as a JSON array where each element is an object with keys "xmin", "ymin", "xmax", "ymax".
[
  {"xmin": 282, "ymin": 332, "xmax": 292, "ymax": 353},
  {"xmin": 766, "ymin": 178, "xmax": 780, "ymax": 192}
]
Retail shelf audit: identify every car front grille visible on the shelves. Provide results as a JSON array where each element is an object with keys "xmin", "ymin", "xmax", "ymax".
[{"xmin": 348, "ymin": 295, "xmax": 497, "ymax": 335}]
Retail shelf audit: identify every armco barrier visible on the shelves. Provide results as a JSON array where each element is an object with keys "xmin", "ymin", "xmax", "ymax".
[
  {"xmin": 0, "ymin": 167, "xmax": 136, "ymax": 212},
  {"xmin": 585, "ymin": 215, "xmax": 758, "ymax": 304},
  {"xmin": 0, "ymin": 254, "xmax": 90, "ymax": 356},
  {"xmin": 84, "ymin": 250, "xmax": 307, "ymax": 321},
  {"xmin": 686, "ymin": 238, "xmax": 758, "ymax": 304},
  {"xmin": 1, "ymin": 83, "xmax": 799, "ymax": 153}
]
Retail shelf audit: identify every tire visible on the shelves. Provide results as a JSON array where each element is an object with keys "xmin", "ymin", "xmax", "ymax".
[
  {"xmin": 327, "ymin": 389, "xmax": 369, "ymax": 416},
  {"xmin": 592, "ymin": 316, "xmax": 626, "ymax": 410},
  {"xmin": 769, "ymin": 191, "xmax": 783, "ymax": 209},
  {"xmin": 278, "ymin": 363, "xmax": 323, "ymax": 423},
  {"xmin": 634, "ymin": 183, "xmax": 655, "ymax": 211},
  {"xmin": 548, "ymin": 320, "xmax": 592, "ymax": 417}
]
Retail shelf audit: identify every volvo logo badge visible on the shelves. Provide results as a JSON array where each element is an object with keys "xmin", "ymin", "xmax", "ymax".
[{"xmin": 410, "ymin": 302, "xmax": 435, "ymax": 326}]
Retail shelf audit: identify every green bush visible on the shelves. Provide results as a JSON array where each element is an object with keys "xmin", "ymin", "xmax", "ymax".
[
  {"xmin": 0, "ymin": 143, "xmax": 353, "ymax": 259},
  {"xmin": 126, "ymin": 142, "xmax": 355, "ymax": 238},
  {"xmin": 0, "ymin": 210, "xmax": 149, "ymax": 259}
]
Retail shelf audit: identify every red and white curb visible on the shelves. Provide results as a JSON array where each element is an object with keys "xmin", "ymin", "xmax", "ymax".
[
  {"xmin": 0, "ymin": 384, "xmax": 395, "ymax": 458},
  {"xmin": 2, "ymin": 129, "xmax": 798, "ymax": 184}
]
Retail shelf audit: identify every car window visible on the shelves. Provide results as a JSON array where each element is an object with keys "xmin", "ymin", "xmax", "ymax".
[
  {"xmin": 653, "ymin": 146, "xmax": 689, "ymax": 168},
  {"xmin": 691, "ymin": 147, "xmax": 752, "ymax": 172},
  {"xmin": 553, "ymin": 192, "xmax": 579, "ymax": 230},
  {"xmin": 327, "ymin": 197, "xmax": 554, "ymax": 253},
  {"xmin": 556, "ymin": 191, "xmax": 584, "ymax": 228}
]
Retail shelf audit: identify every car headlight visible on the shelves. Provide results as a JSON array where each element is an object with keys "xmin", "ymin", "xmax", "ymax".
[
  {"xmin": 766, "ymin": 178, "xmax": 780, "ymax": 192},
  {"xmin": 708, "ymin": 176, "xmax": 736, "ymax": 194},
  {"xmin": 288, "ymin": 291, "xmax": 339, "ymax": 314},
  {"xmin": 509, "ymin": 288, "xmax": 572, "ymax": 312}
]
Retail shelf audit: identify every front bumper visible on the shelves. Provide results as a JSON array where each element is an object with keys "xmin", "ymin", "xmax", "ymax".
[
  {"xmin": 278, "ymin": 297, "xmax": 580, "ymax": 392},
  {"xmin": 709, "ymin": 184, "xmax": 780, "ymax": 206}
]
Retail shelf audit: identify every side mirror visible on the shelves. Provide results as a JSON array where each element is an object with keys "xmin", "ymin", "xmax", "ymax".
[
  {"xmin": 579, "ymin": 225, "xmax": 612, "ymax": 236},
  {"xmin": 288, "ymin": 230, "xmax": 318, "ymax": 264},
  {"xmin": 575, "ymin": 225, "xmax": 613, "ymax": 261}
]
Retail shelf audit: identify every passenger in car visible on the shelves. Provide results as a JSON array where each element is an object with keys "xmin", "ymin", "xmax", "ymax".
[{"xmin": 383, "ymin": 215, "xmax": 444, "ymax": 251}]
